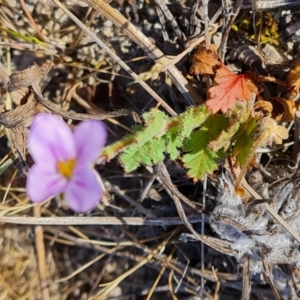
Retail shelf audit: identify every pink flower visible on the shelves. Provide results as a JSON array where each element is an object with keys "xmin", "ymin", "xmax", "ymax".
[{"xmin": 26, "ymin": 113, "xmax": 107, "ymax": 212}]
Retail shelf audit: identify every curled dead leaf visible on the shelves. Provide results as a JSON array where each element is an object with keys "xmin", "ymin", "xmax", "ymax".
[
  {"xmin": 189, "ymin": 43, "xmax": 220, "ymax": 76},
  {"xmin": 255, "ymin": 96, "xmax": 300, "ymax": 122},
  {"xmin": 1, "ymin": 64, "xmax": 45, "ymax": 164},
  {"xmin": 254, "ymin": 99, "xmax": 273, "ymax": 117},
  {"xmin": 286, "ymin": 61, "xmax": 300, "ymax": 98},
  {"xmin": 274, "ymin": 97, "xmax": 300, "ymax": 122},
  {"xmin": 0, "ymin": 94, "xmax": 36, "ymax": 128}
]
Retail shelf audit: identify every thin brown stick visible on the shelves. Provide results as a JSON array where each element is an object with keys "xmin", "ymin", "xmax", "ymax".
[
  {"xmin": 241, "ymin": 256, "xmax": 251, "ymax": 300},
  {"xmin": 262, "ymin": 260, "xmax": 281, "ymax": 300},
  {"xmin": 69, "ymin": 7, "xmax": 94, "ymax": 49},
  {"xmin": 146, "ymin": 246, "xmax": 176, "ymax": 300},
  {"xmin": 32, "ymin": 81, "xmax": 132, "ymax": 121},
  {"xmin": 241, "ymin": 178, "xmax": 300, "ymax": 244},
  {"xmin": 153, "ymin": 0, "xmax": 186, "ymax": 43},
  {"xmin": 219, "ymin": 0, "xmax": 243, "ymax": 61},
  {"xmin": 0, "ymin": 215, "xmax": 201, "ymax": 226},
  {"xmin": 168, "ymin": 270, "xmax": 179, "ymax": 300},
  {"xmin": 51, "ymin": 0, "xmax": 177, "ymax": 116},
  {"xmin": 0, "ymin": 273, "xmax": 19, "ymax": 299},
  {"xmin": 56, "ymin": 252, "xmax": 111, "ymax": 283},
  {"xmin": 92, "ymin": 230, "xmax": 178, "ymax": 299},
  {"xmin": 212, "ymin": 267, "xmax": 220, "ymax": 300},
  {"xmin": 33, "ymin": 206, "xmax": 50, "ymax": 300},
  {"xmin": 156, "ymin": 163, "xmax": 204, "ymax": 215},
  {"xmin": 161, "ymin": 26, "xmax": 219, "ymax": 72},
  {"xmin": 45, "ymin": 226, "xmax": 224, "ymax": 284},
  {"xmin": 82, "ymin": 0, "xmax": 202, "ymax": 105},
  {"xmin": 107, "ymin": 182, "xmax": 156, "ymax": 217},
  {"xmin": 19, "ymin": 0, "xmax": 49, "ymax": 43},
  {"xmin": 158, "ymin": 163, "xmax": 235, "ymax": 256}
]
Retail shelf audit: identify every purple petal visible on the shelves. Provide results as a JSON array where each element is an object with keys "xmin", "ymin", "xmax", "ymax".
[
  {"xmin": 64, "ymin": 167, "xmax": 102, "ymax": 212},
  {"xmin": 26, "ymin": 164, "xmax": 67, "ymax": 202},
  {"xmin": 73, "ymin": 120, "xmax": 107, "ymax": 165},
  {"xmin": 28, "ymin": 113, "xmax": 76, "ymax": 165}
]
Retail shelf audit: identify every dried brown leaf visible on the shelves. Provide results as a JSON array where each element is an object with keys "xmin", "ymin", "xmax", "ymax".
[
  {"xmin": 255, "ymin": 96, "xmax": 300, "ymax": 122},
  {"xmin": 274, "ymin": 97, "xmax": 300, "ymax": 122},
  {"xmin": 189, "ymin": 43, "xmax": 220, "ymax": 76},
  {"xmin": 0, "ymin": 93, "xmax": 36, "ymax": 128},
  {"xmin": 286, "ymin": 61, "xmax": 300, "ymax": 98},
  {"xmin": 1, "ymin": 65, "xmax": 44, "ymax": 163},
  {"xmin": 254, "ymin": 99, "xmax": 273, "ymax": 117},
  {"xmin": 258, "ymin": 117, "xmax": 289, "ymax": 145}
]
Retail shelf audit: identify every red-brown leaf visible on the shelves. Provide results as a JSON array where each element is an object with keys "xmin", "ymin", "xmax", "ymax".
[{"xmin": 206, "ymin": 66, "xmax": 258, "ymax": 114}]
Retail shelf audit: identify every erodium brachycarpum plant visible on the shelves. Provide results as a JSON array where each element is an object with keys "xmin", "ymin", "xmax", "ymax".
[
  {"xmin": 101, "ymin": 58, "xmax": 289, "ymax": 185},
  {"xmin": 100, "ymin": 104, "xmax": 288, "ymax": 185},
  {"xmin": 26, "ymin": 113, "xmax": 107, "ymax": 213},
  {"xmin": 26, "ymin": 44, "xmax": 291, "ymax": 210}
]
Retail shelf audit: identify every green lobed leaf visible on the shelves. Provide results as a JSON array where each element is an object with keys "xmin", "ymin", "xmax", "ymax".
[
  {"xmin": 119, "ymin": 109, "xmax": 169, "ymax": 171},
  {"xmin": 232, "ymin": 117, "xmax": 259, "ymax": 166},
  {"xmin": 104, "ymin": 106, "xmax": 211, "ymax": 170},
  {"xmin": 135, "ymin": 110, "xmax": 170, "ymax": 144},
  {"xmin": 209, "ymin": 122, "xmax": 239, "ymax": 152},
  {"xmin": 164, "ymin": 106, "xmax": 210, "ymax": 160},
  {"xmin": 178, "ymin": 105, "xmax": 211, "ymax": 137},
  {"xmin": 182, "ymin": 114, "xmax": 228, "ymax": 181},
  {"xmin": 165, "ymin": 131, "xmax": 182, "ymax": 160},
  {"xmin": 210, "ymin": 101, "xmax": 253, "ymax": 152},
  {"xmin": 120, "ymin": 138, "xmax": 166, "ymax": 172}
]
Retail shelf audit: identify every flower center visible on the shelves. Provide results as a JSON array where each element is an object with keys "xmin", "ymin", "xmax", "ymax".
[{"xmin": 57, "ymin": 159, "xmax": 76, "ymax": 180}]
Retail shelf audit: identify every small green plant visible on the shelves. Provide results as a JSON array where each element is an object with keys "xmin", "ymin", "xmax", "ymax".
[
  {"xmin": 101, "ymin": 52, "xmax": 289, "ymax": 183},
  {"xmin": 101, "ymin": 101, "xmax": 277, "ymax": 182}
]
